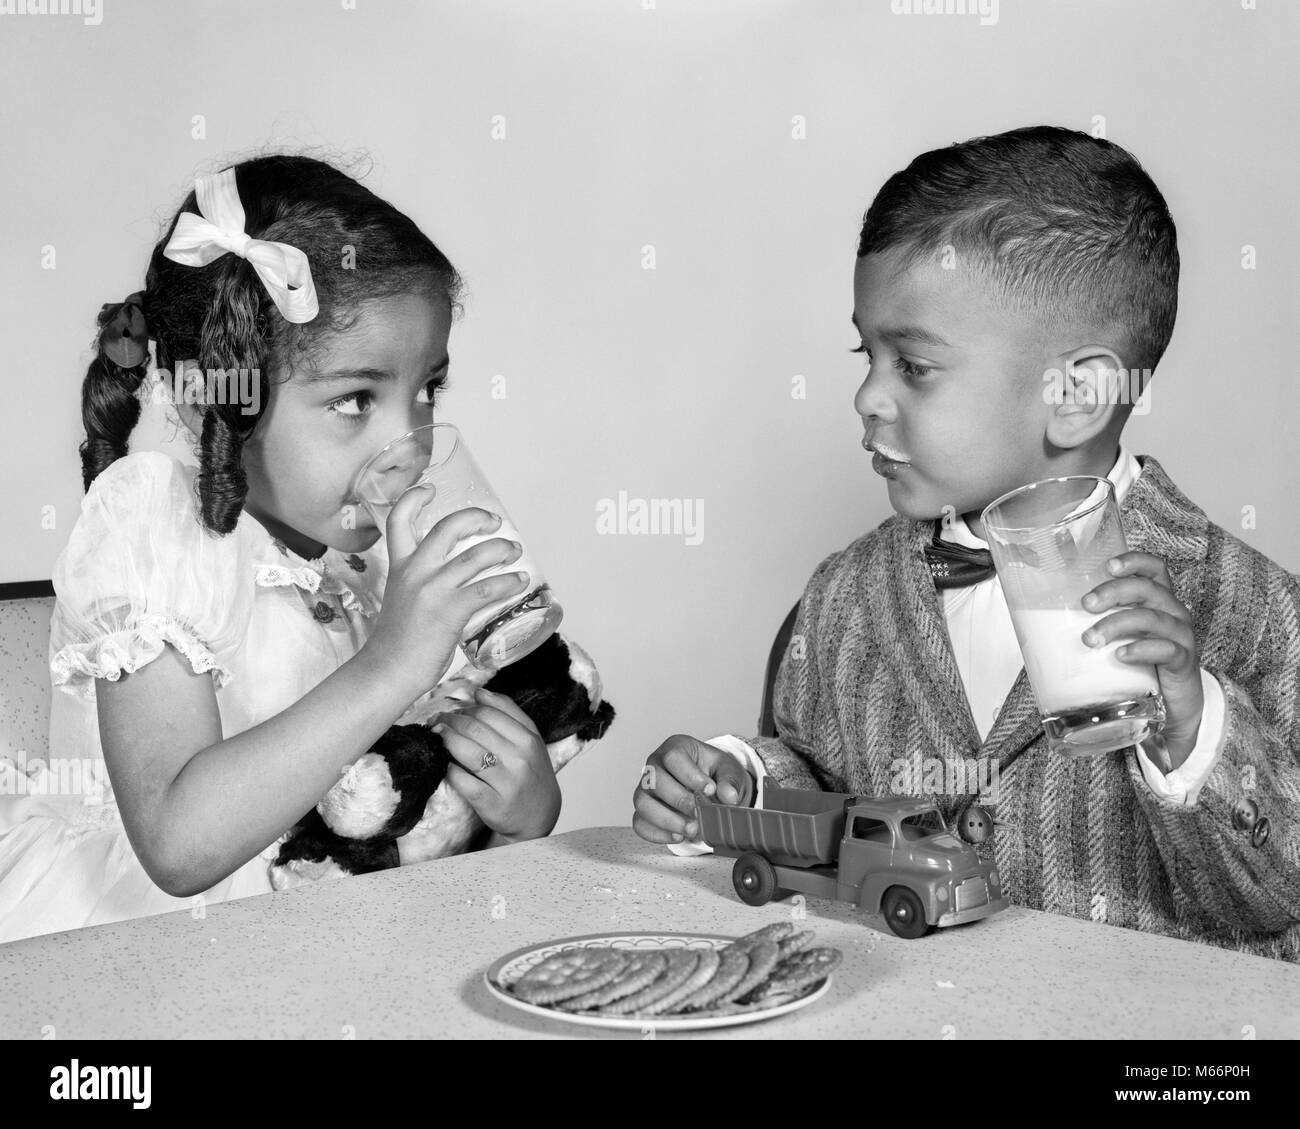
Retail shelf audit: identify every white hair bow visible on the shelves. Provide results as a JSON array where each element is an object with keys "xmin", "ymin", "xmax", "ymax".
[{"xmin": 162, "ymin": 168, "xmax": 319, "ymax": 324}]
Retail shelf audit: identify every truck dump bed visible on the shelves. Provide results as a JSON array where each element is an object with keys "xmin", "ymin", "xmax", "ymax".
[{"xmin": 695, "ymin": 786, "xmax": 852, "ymax": 868}]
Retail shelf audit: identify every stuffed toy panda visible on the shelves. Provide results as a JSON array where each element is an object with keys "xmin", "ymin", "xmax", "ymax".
[{"xmin": 268, "ymin": 632, "xmax": 614, "ymax": 888}]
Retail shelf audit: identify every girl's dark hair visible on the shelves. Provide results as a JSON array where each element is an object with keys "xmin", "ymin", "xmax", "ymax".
[{"xmin": 79, "ymin": 155, "xmax": 463, "ymax": 533}]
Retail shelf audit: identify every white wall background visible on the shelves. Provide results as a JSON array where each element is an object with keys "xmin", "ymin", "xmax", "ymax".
[{"xmin": 1, "ymin": 0, "xmax": 1296, "ymax": 833}]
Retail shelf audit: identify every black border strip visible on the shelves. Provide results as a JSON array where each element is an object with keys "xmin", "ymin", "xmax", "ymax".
[{"xmin": 0, "ymin": 581, "xmax": 55, "ymax": 601}]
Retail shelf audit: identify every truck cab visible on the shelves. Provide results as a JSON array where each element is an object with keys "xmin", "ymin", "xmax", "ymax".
[{"xmin": 836, "ymin": 797, "xmax": 1006, "ymax": 938}]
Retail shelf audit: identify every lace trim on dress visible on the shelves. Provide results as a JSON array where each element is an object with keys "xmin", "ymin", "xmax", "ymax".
[
  {"xmin": 252, "ymin": 562, "xmax": 379, "ymax": 619},
  {"xmin": 49, "ymin": 613, "xmax": 233, "ymax": 702},
  {"xmin": 251, "ymin": 538, "xmax": 380, "ymax": 619}
]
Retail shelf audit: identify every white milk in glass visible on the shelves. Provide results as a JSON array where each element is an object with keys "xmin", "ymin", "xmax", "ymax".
[
  {"xmin": 1010, "ymin": 606, "xmax": 1159, "ymax": 714},
  {"xmin": 369, "ymin": 496, "xmax": 547, "ymax": 643},
  {"xmin": 421, "ymin": 510, "xmax": 547, "ymax": 642}
]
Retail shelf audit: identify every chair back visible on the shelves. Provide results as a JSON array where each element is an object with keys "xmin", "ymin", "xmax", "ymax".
[
  {"xmin": 0, "ymin": 583, "xmax": 56, "ymax": 763},
  {"xmin": 758, "ymin": 601, "xmax": 800, "ymax": 739}
]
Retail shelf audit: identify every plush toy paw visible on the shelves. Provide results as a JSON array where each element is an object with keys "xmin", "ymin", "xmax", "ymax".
[
  {"xmin": 269, "ymin": 725, "xmax": 449, "ymax": 889},
  {"xmin": 316, "ymin": 725, "xmax": 451, "ymax": 841},
  {"xmin": 269, "ymin": 808, "xmax": 402, "ymax": 890},
  {"xmin": 269, "ymin": 632, "xmax": 615, "ymax": 885}
]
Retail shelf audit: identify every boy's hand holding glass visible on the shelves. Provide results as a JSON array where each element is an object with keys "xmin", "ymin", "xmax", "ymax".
[
  {"xmin": 633, "ymin": 735, "xmax": 755, "ymax": 844},
  {"xmin": 359, "ymin": 487, "xmax": 529, "ymax": 704},
  {"xmin": 433, "ymin": 687, "xmax": 560, "ymax": 843},
  {"xmin": 1081, "ymin": 550, "xmax": 1205, "ymax": 771}
]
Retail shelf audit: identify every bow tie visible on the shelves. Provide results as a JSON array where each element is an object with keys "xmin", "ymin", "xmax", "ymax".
[{"xmin": 924, "ymin": 521, "xmax": 996, "ymax": 589}]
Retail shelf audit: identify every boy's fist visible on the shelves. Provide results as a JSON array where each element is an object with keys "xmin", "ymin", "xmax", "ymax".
[
  {"xmin": 1081, "ymin": 550, "xmax": 1204, "ymax": 770},
  {"xmin": 632, "ymin": 734, "xmax": 755, "ymax": 845}
]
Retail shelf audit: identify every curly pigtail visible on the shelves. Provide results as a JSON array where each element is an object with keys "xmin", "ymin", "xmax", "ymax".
[
  {"xmin": 79, "ymin": 296, "xmax": 152, "ymax": 492},
  {"xmin": 192, "ymin": 261, "xmax": 269, "ymax": 534}
]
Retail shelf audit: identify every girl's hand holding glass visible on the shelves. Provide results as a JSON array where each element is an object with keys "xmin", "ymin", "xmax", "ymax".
[
  {"xmin": 351, "ymin": 424, "xmax": 563, "ymax": 670},
  {"xmin": 359, "ymin": 485, "xmax": 529, "ymax": 704}
]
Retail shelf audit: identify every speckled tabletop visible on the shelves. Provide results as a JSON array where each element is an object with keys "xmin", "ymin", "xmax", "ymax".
[{"xmin": 0, "ymin": 827, "xmax": 1296, "ymax": 1040}]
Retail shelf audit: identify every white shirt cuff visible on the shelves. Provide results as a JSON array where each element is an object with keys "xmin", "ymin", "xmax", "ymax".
[
  {"xmin": 665, "ymin": 734, "xmax": 767, "ymax": 857},
  {"xmin": 1135, "ymin": 668, "xmax": 1227, "ymax": 805}
]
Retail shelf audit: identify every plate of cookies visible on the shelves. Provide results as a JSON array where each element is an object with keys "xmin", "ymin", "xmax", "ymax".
[{"xmin": 485, "ymin": 922, "xmax": 841, "ymax": 1031}]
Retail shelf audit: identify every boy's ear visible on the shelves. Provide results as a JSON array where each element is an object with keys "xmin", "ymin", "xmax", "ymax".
[{"xmin": 1043, "ymin": 344, "xmax": 1128, "ymax": 449}]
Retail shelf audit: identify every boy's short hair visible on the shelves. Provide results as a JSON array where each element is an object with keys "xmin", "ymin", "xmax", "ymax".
[{"xmin": 857, "ymin": 125, "xmax": 1179, "ymax": 372}]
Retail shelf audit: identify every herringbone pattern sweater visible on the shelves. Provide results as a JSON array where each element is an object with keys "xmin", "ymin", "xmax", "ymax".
[{"xmin": 749, "ymin": 456, "xmax": 1300, "ymax": 961}]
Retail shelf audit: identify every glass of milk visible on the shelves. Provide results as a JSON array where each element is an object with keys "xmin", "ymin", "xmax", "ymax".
[
  {"xmin": 350, "ymin": 423, "xmax": 563, "ymax": 670},
  {"xmin": 981, "ymin": 476, "xmax": 1165, "ymax": 756}
]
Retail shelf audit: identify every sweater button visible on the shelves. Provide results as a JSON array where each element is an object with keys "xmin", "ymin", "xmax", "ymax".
[
  {"xmin": 1251, "ymin": 818, "xmax": 1270, "ymax": 849},
  {"xmin": 958, "ymin": 804, "xmax": 993, "ymax": 844},
  {"xmin": 312, "ymin": 600, "xmax": 336, "ymax": 623},
  {"xmin": 1231, "ymin": 798, "xmax": 1259, "ymax": 831}
]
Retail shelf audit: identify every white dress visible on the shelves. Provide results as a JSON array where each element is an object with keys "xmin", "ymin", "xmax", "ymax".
[{"xmin": 0, "ymin": 450, "xmax": 390, "ymax": 944}]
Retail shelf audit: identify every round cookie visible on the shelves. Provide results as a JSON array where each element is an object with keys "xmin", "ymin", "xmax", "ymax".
[
  {"xmin": 598, "ymin": 949, "xmax": 700, "ymax": 1016},
  {"xmin": 555, "ymin": 951, "xmax": 668, "ymax": 1012},
  {"xmin": 511, "ymin": 948, "xmax": 630, "ymax": 1006},
  {"xmin": 776, "ymin": 930, "xmax": 816, "ymax": 959},
  {"xmin": 712, "ymin": 939, "xmax": 780, "ymax": 1005},
  {"xmin": 677, "ymin": 947, "xmax": 750, "ymax": 1011},
  {"xmin": 745, "ymin": 946, "xmax": 842, "ymax": 1002},
  {"xmin": 771, "ymin": 946, "xmax": 841, "ymax": 988},
  {"xmin": 729, "ymin": 922, "xmax": 794, "ymax": 953},
  {"xmin": 643, "ymin": 947, "xmax": 722, "ymax": 1016}
]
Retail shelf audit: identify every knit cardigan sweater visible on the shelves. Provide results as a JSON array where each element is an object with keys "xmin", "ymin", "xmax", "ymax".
[{"xmin": 748, "ymin": 455, "xmax": 1300, "ymax": 962}]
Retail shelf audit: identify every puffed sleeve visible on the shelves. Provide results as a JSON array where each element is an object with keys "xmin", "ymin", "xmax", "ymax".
[{"xmin": 49, "ymin": 451, "xmax": 256, "ymax": 701}]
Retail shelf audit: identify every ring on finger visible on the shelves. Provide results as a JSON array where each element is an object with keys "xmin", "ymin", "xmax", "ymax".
[{"xmin": 479, "ymin": 750, "xmax": 498, "ymax": 772}]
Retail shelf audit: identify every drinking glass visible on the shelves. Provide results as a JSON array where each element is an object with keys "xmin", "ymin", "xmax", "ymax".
[
  {"xmin": 351, "ymin": 422, "xmax": 563, "ymax": 669},
  {"xmin": 981, "ymin": 476, "xmax": 1166, "ymax": 756}
]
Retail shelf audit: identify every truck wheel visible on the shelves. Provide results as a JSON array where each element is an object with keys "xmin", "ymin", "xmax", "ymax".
[
  {"xmin": 732, "ymin": 853, "xmax": 778, "ymax": 907},
  {"xmin": 882, "ymin": 886, "xmax": 931, "ymax": 940}
]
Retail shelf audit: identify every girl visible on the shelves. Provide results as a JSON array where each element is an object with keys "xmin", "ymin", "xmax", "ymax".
[{"xmin": 0, "ymin": 156, "xmax": 560, "ymax": 944}]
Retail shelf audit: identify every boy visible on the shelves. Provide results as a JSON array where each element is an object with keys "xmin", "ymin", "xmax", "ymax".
[{"xmin": 634, "ymin": 126, "xmax": 1300, "ymax": 961}]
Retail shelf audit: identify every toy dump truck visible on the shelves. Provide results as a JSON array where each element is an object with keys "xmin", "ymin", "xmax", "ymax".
[{"xmin": 695, "ymin": 787, "xmax": 1008, "ymax": 939}]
